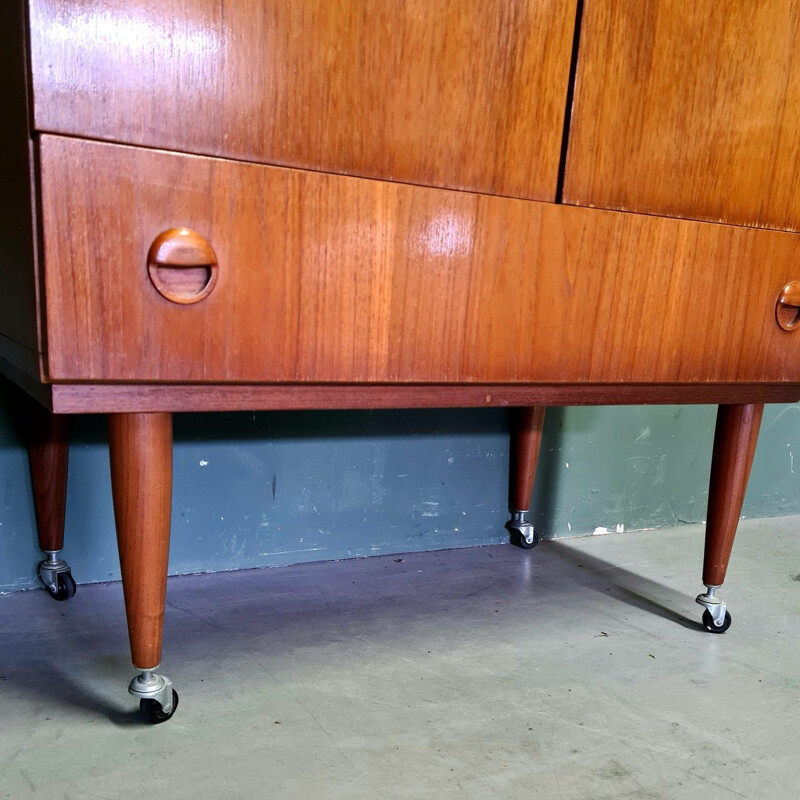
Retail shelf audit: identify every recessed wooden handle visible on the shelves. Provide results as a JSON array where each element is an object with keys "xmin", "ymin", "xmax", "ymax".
[
  {"xmin": 147, "ymin": 228, "xmax": 218, "ymax": 304},
  {"xmin": 776, "ymin": 281, "xmax": 800, "ymax": 331}
]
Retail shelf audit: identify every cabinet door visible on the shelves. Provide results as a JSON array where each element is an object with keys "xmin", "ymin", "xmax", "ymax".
[
  {"xmin": 30, "ymin": 0, "xmax": 576, "ymax": 200},
  {"xmin": 564, "ymin": 0, "xmax": 800, "ymax": 232}
]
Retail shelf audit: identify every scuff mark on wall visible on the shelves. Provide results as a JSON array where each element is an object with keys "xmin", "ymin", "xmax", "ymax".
[
  {"xmin": 413, "ymin": 501, "xmax": 440, "ymax": 519},
  {"xmin": 764, "ymin": 404, "xmax": 800, "ymax": 431}
]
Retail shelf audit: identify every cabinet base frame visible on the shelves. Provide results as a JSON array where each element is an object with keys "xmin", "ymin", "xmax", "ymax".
[{"xmin": 33, "ymin": 380, "xmax": 800, "ymax": 414}]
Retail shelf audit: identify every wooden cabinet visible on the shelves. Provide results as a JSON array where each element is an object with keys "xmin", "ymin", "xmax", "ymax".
[{"xmin": 2, "ymin": 0, "xmax": 799, "ymax": 723}]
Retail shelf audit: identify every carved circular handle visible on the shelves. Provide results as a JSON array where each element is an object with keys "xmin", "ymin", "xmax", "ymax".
[
  {"xmin": 776, "ymin": 281, "xmax": 800, "ymax": 331},
  {"xmin": 147, "ymin": 228, "xmax": 219, "ymax": 304}
]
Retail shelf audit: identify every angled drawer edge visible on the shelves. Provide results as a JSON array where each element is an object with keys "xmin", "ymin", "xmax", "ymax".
[{"xmin": 38, "ymin": 135, "xmax": 800, "ymax": 386}]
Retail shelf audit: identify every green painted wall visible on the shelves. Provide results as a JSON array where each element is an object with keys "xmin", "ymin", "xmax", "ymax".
[{"xmin": 1, "ymin": 379, "xmax": 798, "ymax": 592}]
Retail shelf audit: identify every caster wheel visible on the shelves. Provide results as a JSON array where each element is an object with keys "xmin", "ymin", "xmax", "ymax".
[
  {"xmin": 48, "ymin": 572, "xmax": 76, "ymax": 602},
  {"xmin": 139, "ymin": 689, "xmax": 179, "ymax": 724},
  {"xmin": 702, "ymin": 609, "xmax": 732, "ymax": 634},
  {"xmin": 510, "ymin": 529, "xmax": 539, "ymax": 550}
]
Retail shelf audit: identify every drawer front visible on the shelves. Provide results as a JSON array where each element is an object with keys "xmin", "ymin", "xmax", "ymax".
[
  {"xmin": 29, "ymin": 0, "xmax": 575, "ymax": 200},
  {"xmin": 564, "ymin": 0, "xmax": 800, "ymax": 233},
  {"xmin": 40, "ymin": 135, "xmax": 800, "ymax": 384}
]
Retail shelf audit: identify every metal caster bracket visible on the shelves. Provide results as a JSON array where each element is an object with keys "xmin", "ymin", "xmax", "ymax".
[
  {"xmin": 129, "ymin": 669, "xmax": 175, "ymax": 714},
  {"xmin": 38, "ymin": 551, "xmax": 72, "ymax": 594},
  {"xmin": 696, "ymin": 586, "xmax": 727, "ymax": 627},
  {"xmin": 507, "ymin": 510, "xmax": 536, "ymax": 545}
]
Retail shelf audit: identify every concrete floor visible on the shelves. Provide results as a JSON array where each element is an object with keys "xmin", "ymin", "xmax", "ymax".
[{"xmin": 1, "ymin": 517, "xmax": 799, "ymax": 799}]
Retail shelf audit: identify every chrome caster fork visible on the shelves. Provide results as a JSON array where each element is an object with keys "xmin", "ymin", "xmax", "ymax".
[
  {"xmin": 507, "ymin": 510, "xmax": 539, "ymax": 549},
  {"xmin": 696, "ymin": 586, "xmax": 732, "ymax": 633},
  {"xmin": 38, "ymin": 551, "xmax": 76, "ymax": 601},
  {"xmin": 129, "ymin": 669, "xmax": 179, "ymax": 723}
]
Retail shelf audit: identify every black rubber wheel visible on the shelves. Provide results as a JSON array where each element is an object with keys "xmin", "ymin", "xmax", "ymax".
[
  {"xmin": 702, "ymin": 609, "xmax": 732, "ymax": 634},
  {"xmin": 510, "ymin": 529, "xmax": 539, "ymax": 550},
  {"xmin": 49, "ymin": 572, "xmax": 76, "ymax": 602},
  {"xmin": 140, "ymin": 690, "xmax": 179, "ymax": 724}
]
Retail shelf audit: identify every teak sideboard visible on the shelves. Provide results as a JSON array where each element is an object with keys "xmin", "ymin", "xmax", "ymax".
[{"xmin": 2, "ymin": 0, "xmax": 799, "ymax": 722}]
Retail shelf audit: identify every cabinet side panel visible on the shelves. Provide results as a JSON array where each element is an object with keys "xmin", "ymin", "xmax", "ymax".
[
  {"xmin": 0, "ymin": 1, "xmax": 41, "ymax": 361},
  {"xmin": 29, "ymin": 0, "xmax": 576, "ymax": 200},
  {"xmin": 564, "ymin": 0, "xmax": 800, "ymax": 233}
]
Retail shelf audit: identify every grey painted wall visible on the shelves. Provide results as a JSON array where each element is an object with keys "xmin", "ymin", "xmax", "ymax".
[{"xmin": 1, "ymin": 379, "xmax": 798, "ymax": 592}]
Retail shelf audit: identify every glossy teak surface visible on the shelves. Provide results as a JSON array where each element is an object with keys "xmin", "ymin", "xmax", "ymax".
[
  {"xmin": 29, "ymin": 0, "xmax": 576, "ymax": 199},
  {"xmin": 39, "ymin": 136, "xmax": 800, "ymax": 385},
  {"xmin": 565, "ymin": 0, "xmax": 800, "ymax": 232}
]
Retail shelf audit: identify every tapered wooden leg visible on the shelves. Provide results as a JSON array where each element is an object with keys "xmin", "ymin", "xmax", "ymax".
[
  {"xmin": 697, "ymin": 403, "xmax": 763, "ymax": 633},
  {"xmin": 703, "ymin": 404, "xmax": 764, "ymax": 587},
  {"xmin": 509, "ymin": 407, "xmax": 547, "ymax": 511},
  {"xmin": 26, "ymin": 403, "xmax": 75, "ymax": 600},
  {"xmin": 109, "ymin": 412, "xmax": 173, "ymax": 671},
  {"xmin": 507, "ymin": 406, "xmax": 546, "ymax": 548},
  {"xmin": 27, "ymin": 404, "xmax": 69, "ymax": 553}
]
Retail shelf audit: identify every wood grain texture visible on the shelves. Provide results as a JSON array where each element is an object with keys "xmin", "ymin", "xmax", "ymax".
[
  {"xmin": 39, "ymin": 136, "xmax": 800, "ymax": 385},
  {"xmin": 564, "ymin": 0, "xmax": 800, "ymax": 232},
  {"xmin": 0, "ymin": 1, "xmax": 42, "ymax": 352},
  {"xmin": 26, "ymin": 404, "xmax": 69, "ymax": 552},
  {"xmin": 48, "ymin": 384, "xmax": 800, "ymax": 416},
  {"xmin": 509, "ymin": 407, "xmax": 546, "ymax": 511},
  {"xmin": 702, "ymin": 404, "xmax": 764, "ymax": 586},
  {"xmin": 109, "ymin": 412, "xmax": 172, "ymax": 670},
  {"xmin": 29, "ymin": 0, "xmax": 575, "ymax": 199}
]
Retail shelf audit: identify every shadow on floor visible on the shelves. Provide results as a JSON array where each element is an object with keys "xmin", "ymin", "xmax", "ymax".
[{"xmin": 1, "ymin": 535, "xmax": 710, "ymax": 721}]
